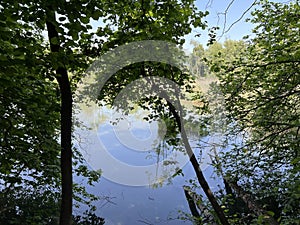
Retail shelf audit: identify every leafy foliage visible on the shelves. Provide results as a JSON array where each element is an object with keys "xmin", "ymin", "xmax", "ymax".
[
  {"xmin": 0, "ymin": 8, "xmax": 61, "ymax": 194},
  {"xmin": 0, "ymin": 0, "xmax": 107, "ymax": 223},
  {"xmin": 0, "ymin": 187, "xmax": 104, "ymax": 225},
  {"xmin": 189, "ymin": 40, "xmax": 246, "ymax": 77},
  {"xmin": 211, "ymin": 0, "xmax": 300, "ymax": 223}
]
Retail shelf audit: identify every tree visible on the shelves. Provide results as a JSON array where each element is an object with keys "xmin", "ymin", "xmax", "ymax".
[
  {"xmin": 3, "ymin": 0, "xmax": 266, "ymax": 224},
  {"xmin": 0, "ymin": 1, "xmax": 104, "ymax": 224},
  {"xmin": 189, "ymin": 42, "xmax": 207, "ymax": 77},
  {"xmin": 0, "ymin": 8, "xmax": 61, "ymax": 215},
  {"xmin": 189, "ymin": 39, "xmax": 246, "ymax": 78},
  {"xmin": 222, "ymin": 39, "xmax": 246, "ymax": 62},
  {"xmin": 213, "ymin": 0, "xmax": 299, "ymax": 223},
  {"xmin": 83, "ymin": 1, "xmax": 231, "ymax": 224}
]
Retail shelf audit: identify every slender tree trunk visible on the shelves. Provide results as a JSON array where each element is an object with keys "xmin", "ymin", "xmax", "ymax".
[
  {"xmin": 183, "ymin": 186, "xmax": 218, "ymax": 225},
  {"xmin": 168, "ymin": 101, "xmax": 229, "ymax": 225},
  {"xmin": 183, "ymin": 186, "xmax": 201, "ymax": 220},
  {"xmin": 46, "ymin": 10, "xmax": 73, "ymax": 225},
  {"xmin": 142, "ymin": 65, "xmax": 229, "ymax": 225}
]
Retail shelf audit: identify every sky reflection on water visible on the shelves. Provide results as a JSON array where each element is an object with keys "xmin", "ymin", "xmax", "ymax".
[{"xmin": 75, "ymin": 106, "xmax": 224, "ymax": 224}]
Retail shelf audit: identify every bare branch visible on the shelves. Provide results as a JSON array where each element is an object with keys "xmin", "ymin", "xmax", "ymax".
[
  {"xmin": 222, "ymin": 0, "xmax": 257, "ymax": 36},
  {"xmin": 215, "ymin": 0, "xmax": 257, "ymax": 40},
  {"xmin": 218, "ymin": 0, "xmax": 235, "ymax": 36},
  {"xmin": 205, "ymin": 0, "xmax": 214, "ymax": 10}
]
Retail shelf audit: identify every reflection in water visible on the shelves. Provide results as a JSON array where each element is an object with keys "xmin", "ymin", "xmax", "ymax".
[
  {"xmin": 75, "ymin": 105, "xmax": 192, "ymax": 186},
  {"xmin": 74, "ymin": 104, "xmax": 223, "ymax": 224}
]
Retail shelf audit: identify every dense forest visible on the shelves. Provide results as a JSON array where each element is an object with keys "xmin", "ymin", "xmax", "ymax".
[{"xmin": 0, "ymin": 0, "xmax": 299, "ymax": 225}]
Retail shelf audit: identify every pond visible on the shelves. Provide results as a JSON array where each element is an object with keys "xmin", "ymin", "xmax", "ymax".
[{"xmin": 75, "ymin": 105, "xmax": 224, "ymax": 225}]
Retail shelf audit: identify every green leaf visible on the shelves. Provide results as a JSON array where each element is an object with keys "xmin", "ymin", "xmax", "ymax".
[
  {"xmin": 80, "ymin": 16, "xmax": 90, "ymax": 24},
  {"xmin": 91, "ymin": 10, "xmax": 102, "ymax": 20}
]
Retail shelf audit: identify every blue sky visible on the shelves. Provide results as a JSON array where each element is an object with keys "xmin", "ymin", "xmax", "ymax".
[
  {"xmin": 183, "ymin": 0, "xmax": 258, "ymax": 51},
  {"xmin": 183, "ymin": 0, "xmax": 292, "ymax": 51}
]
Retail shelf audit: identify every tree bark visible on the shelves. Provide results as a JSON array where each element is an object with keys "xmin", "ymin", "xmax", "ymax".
[
  {"xmin": 46, "ymin": 10, "xmax": 73, "ymax": 225},
  {"xmin": 168, "ymin": 101, "xmax": 229, "ymax": 225},
  {"xmin": 183, "ymin": 186, "xmax": 218, "ymax": 225},
  {"xmin": 183, "ymin": 186, "xmax": 201, "ymax": 220}
]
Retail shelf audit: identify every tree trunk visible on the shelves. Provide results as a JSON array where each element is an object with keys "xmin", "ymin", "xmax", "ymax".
[
  {"xmin": 150, "ymin": 75, "xmax": 229, "ymax": 224},
  {"xmin": 183, "ymin": 186, "xmax": 201, "ymax": 220},
  {"xmin": 183, "ymin": 186, "xmax": 218, "ymax": 225},
  {"xmin": 168, "ymin": 101, "xmax": 229, "ymax": 225},
  {"xmin": 46, "ymin": 10, "xmax": 73, "ymax": 225},
  {"xmin": 141, "ymin": 60, "xmax": 229, "ymax": 224}
]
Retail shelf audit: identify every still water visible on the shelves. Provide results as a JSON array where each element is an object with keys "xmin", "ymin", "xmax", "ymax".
[{"xmin": 75, "ymin": 106, "xmax": 223, "ymax": 225}]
